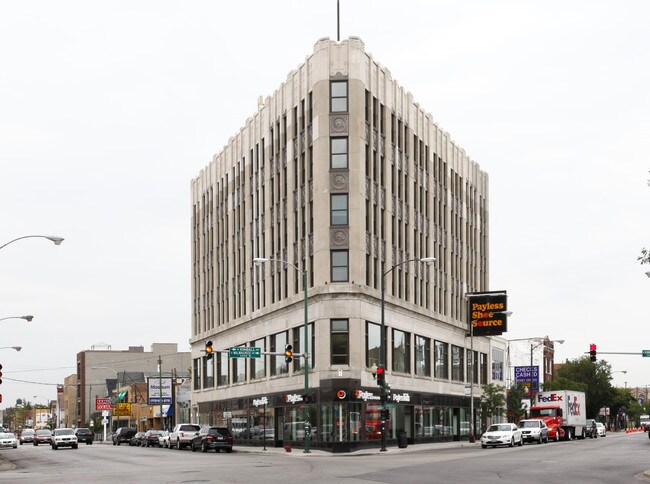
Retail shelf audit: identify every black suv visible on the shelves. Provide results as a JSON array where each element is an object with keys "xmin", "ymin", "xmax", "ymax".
[
  {"xmin": 75, "ymin": 428, "xmax": 93, "ymax": 445},
  {"xmin": 585, "ymin": 419, "xmax": 598, "ymax": 438},
  {"xmin": 112, "ymin": 427, "xmax": 137, "ymax": 445},
  {"xmin": 190, "ymin": 426, "xmax": 234, "ymax": 453}
]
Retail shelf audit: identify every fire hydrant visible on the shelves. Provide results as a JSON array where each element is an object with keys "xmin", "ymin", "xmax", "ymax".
[{"xmin": 284, "ymin": 444, "xmax": 292, "ymax": 453}]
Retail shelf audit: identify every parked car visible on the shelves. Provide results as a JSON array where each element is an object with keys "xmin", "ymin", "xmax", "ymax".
[
  {"xmin": 169, "ymin": 423, "xmax": 200, "ymax": 450},
  {"xmin": 480, "ymin": 423, "xmax": 523, "ymax": 448},
  {"xmin": 0, "ymin": 432, "xmax": 18, "ymax": 449},
  {"xmin": 75, "ymin": 428, "xmax": 93, "ymax": 445},
  {"xmin": 142, "ymin": 430, "xmax": 163, "ymax": 447},
  {"xmin": 33, "ymin": 429, "xmax": 53, "ymax": 446},
  {"xmin": 595, "ymin": 422, "xmax": 606, "ymax": 437},
  {"xmin": 51, "ymin": 428, "xmax": 78, "ymax": 450},
  {"xmin": 19, "ymin": 428, "xmax": 35, "ymax": 445},
  {"xmin": 159, "ymin": 430, "xmax": 170, "ymax": 448},
  {"xmin": 518, "ymin": 419, "xmax": 549, "ymax": 444},
  {"xmin": 112, "ymin": 427, "xmax": 137, "ymax": 446},
  {"xmin": 585, "ymin": 419, "xmax": 599, "ymax": 439},
  {"xmin": 190, "ymin": 426, "xmax": 233, "ymax": 453},
  {"xmin": 130, "ymin": 432, "xmax": 146, "ymax": 446}
]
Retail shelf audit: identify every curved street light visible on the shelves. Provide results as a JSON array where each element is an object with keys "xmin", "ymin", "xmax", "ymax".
[
  {"xmin": 380, "ymin": 256, "xmax": 436, "ymax": 451},
  {"xmin": 253, "ymin": 256, "xmax": 311, "ymax": 453},
  {"xmin": 0, "ymin": 235, "xmax": 64, "ymax": 251},
  {"xmin": 0, "ymin": 346, "xmax": 22, "ymax": 352},
  {"xmin": 0, "ymin": 315, "xmax": 34, "ymax": 323}
]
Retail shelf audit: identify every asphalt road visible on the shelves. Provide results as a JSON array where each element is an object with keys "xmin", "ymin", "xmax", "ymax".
[{"xmin": 1, "ymin": 431, "xmax": 649, "ymax": 483}]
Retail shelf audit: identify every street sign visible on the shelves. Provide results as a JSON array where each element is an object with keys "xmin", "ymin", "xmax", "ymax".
[
  {"xmin": 95, "ymin": 397, "xmax": 112, "ymax": 411},
  {"xmin": 229, "ymin": 347, "xmax": 261, "ymax": 358},
  {"xmin": 642, "ymin": 350, "xmax": 650, "ymax": 357}
]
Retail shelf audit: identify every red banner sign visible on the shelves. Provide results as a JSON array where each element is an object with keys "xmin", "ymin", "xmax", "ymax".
[{"xmin": 95, "ymin": 398, "xmax": 112, "ymax": 411}]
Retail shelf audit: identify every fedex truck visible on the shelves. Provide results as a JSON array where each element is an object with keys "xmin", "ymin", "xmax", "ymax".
[{"xmin": 529, "ymin": 390, "xmax": 587, "ymax": 441}]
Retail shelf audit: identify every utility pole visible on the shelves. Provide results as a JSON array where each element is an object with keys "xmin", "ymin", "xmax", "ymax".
[{"xmin": 158, "ymin": 355, "xmax": 164, "ymax": 430}]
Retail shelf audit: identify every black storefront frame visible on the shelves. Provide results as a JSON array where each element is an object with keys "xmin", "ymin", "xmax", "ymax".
[{"xmin": 197, "ymin": 379, "xmax": 478, "ymax": 453}]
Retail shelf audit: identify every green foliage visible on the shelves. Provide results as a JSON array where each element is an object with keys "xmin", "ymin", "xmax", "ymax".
[
  {"xmin": 480, "ymin": 383, "xmax": 506, "ymax": 426},
  {"xmin": 507, "ymin": 384, "xmax": 528, "ymax": 422},
  {"xmin": 546, "ymin": 356, "xmax": 615, "ymax": 418}
]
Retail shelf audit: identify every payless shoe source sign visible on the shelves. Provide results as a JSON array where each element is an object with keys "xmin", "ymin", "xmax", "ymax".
[{"xmin": 467, "ymin": 291, "xmax": 508, "ymax": 336}]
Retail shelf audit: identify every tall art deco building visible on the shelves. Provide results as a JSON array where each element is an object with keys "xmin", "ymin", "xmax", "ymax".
[{"xmin": 190, "ymin": 37, "xmax": 507, "ymax": 452}]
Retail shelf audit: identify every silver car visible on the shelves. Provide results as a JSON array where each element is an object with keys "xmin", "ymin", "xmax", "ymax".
[{"xmin": 518, "ymin": 419, "xmax": 549, "ymax": 444}]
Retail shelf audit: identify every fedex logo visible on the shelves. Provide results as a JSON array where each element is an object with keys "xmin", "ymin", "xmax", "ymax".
[
  {"xmin": 568, "ymin": 396, "xmax": 582, "ymax": 416},
  {"xmin": 538, "ymin": 393, "xmax": 564, "ymax": 403}
]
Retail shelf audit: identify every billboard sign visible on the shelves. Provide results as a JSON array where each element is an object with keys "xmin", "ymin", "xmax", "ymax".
[
  {"xmin": 514, "ymin": 366, "xmax": 539, "ymax": 392},
  {"xmin": 95, "ymin": 398, "xmax": 112, "ymax": 411},
  {"xmin": 467, "ymin": 291, "xmax": 508, "ymax": 336},
  {"xmin": 148, "ymin": 376, "xmax": 173, "ymax": 405}
]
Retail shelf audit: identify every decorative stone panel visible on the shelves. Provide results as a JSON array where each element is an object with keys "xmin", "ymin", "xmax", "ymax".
[
  {"xmin": 330, "ymin": 114, "xmax": 349, "ymax": 135},
  {"xmin": 330, "ymin": 227, "xmax": 349, "ymax": 248},
  {"xmin": 330, "ymin": 171, "xmax": 349, "ymax": 192}
]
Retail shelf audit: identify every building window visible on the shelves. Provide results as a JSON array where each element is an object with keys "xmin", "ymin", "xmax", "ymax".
[
  {"xmin": 434, "ymin": 341, "xmax": 448, "ymax": 379},
  {"xmin": 366, "ymin": 321, "xmax": 381, "ymax": 368},
  {"xmin": 330, "ymin": 194, "xmax": 349, "ymax": 225},
  {"xmin": 193, "ymin": 358, "xmax": 201, "ymax": 390},
  {"xmin": 392, "ymin": 329, "xmax": 410, "ymax": 374},
  {"xmin": 331, "ymin": 250, "xmax": 349, "ymax": 282},
  {"xmin": 466, "ymin": 350, "xmax": 478, "ymax": 384},
  {"xmin": 480, "ymin": 352, "xmax": 488, "ymax": 384},
  {"xmin": 203, "ymin": 356, "xmax": 214, "ymax": 389},
  {"xmin": 492, "ymin": 348, "xmax": 504, "ymax": 381},
  {"xmin": 451, "ymin": 345, "xmax": 464, "ymax": 382},
  {"xmin": 250, "ymin": 337, "xmax": 266, "ymax": 379},
  {"xmin": 330, "ymin": 138, "xmax": 348, "ymax": 169},
  {"xmin": 217, "ymin": 351, "xmax": 229, "ymax": 387},
  {"xmin": 330, "ymin": 80, "xmax": 348, "ymax": 112},
  {"xmin": 232, "ymin": 346, "xmax": 246, "ymax": 383},
  {"xmin": 331, "ymin": 319, "xmax": 349, "ymax": 365},
  {"xmin": 293, "ymin": 323, "xmax": 315, "ymax": 371},
  {"xmin": 415, "ymin": 335, "xmax": 430, "ymax": 377},
  {"xmin": 271, "ymin": 332, "xmax": 289, "ymax": 375}
]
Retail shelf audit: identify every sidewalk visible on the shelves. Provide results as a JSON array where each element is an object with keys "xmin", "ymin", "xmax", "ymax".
[{"xmin": 235, "ymin": 439, "xmax": 476, "ymax": 457}]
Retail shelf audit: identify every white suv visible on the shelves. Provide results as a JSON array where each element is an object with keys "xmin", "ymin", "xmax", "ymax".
[
  {"xmin": 51, "ymin": 428, "xmax": 78, "ymax": 450},
  {"xmin": 518, "ymin": 419, "xmax": 549, "ymax": 444},
  {"xmin": 169, "ymin": 423, "xmax": 200, "ymax": 450}
]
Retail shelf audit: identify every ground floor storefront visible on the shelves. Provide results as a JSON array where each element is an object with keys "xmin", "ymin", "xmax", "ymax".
[{"xmin": 195, "ymin": 379, "xmax": 478, "ymax": 452}]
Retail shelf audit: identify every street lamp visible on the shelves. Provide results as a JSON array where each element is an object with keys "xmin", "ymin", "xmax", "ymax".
[
  {"xmin": 0, "ymin": 235, "xmax": 64, "ymax": 251},
  {"xmin": 529, "ymin": 338, "xmax": 564, "ymax": 409},
  {"xmin": 0, "ymin": 315, "xmax": 33, "ymax": 323},
  {"xmin": 253, "ymin": 256, "xmax": 311, "ymax": 454},
  {"xmin": 0, "ymin": 346, "xmax": 22, "ymax": 351},
  {"xmin": 380, "ymin": 256, "xmax": 436, "ymax": 451}
]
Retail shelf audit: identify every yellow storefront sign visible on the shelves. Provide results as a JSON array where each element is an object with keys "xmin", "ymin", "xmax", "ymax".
[{"xmin": 112, "ymin": 403, "xmax": 131, "ymax": 415}]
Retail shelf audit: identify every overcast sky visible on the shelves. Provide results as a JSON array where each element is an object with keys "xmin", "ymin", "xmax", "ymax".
[{"xmin": 1, "ymin": 1, "xmax": 648, "ymax": 411}]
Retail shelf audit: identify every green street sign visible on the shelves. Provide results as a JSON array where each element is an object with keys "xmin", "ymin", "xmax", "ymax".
[
  {"xmin": 229, "ymin": 347, "xmax": 261, "ymax": 358},
  {"xmin": 642, "ymin": 350, "xmax": 650, "ymax": 357}
]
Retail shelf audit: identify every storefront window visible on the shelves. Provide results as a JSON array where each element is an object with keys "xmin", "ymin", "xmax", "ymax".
[
  {"xmin": 466, "ymin": 350, "xmax": 478, "ymax": 384},
  {"xmin": 480, "ymin": 352, "xmax": 488, "ymax": 384},
  {"xmin": 392, "ymin": 329, "xmax": 410, "ymax": 373},
  {"xmin": 366, "ymin": 321, "xmax": 381, "ymax": 368},
  {"xmin": 193, "ymin": 358, "xmax": 201, "ymax": 390},
  {"xmin": 434, "ymin": 340, "xmax": 448, "ymax": 379},
  {"xmin": 415, "ymin": 335, "xmax": 430, "ymax": 376}
]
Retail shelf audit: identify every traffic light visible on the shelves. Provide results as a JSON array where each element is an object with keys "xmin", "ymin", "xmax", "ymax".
[
  {"xmin": 205, "ymin": 340, "xmax": 214, "ymax": 360},
  {"xmin": 376, "ymin": 366, "xmax": 385, "ymax": 387},
  {"xmin": 381, "ymin": 408, "xmax": 390, "ymax": 420},
  {"xmin": 0, "ymin": 363, "xmax": 3, "ymax": 385},
  {"xmin": 285, "ymin": 344, "xmax": 293, "ymax": 363},
  {"xmin": 589, "ymin": 343, "xmax": 597, "ymax": 362}
]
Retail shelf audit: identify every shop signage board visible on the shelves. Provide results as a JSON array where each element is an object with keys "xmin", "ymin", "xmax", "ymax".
[
  {"xmin": 467, "ymin": 291, "xmax": 508, "ymax": 336},
  {"xmin": 95, "ymin": 397, "xmax": 112, "ymax": 411},
  {"xmin": 148, "ymin": 376, "xmax": 173, "ymax": 405}
]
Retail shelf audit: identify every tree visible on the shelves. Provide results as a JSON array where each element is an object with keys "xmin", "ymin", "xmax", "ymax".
[
  {"xmin": 546, "ymin": 357, "xmax": 615, "ymax": 418},
  {"xmin": 639, "ymin": 247, "xmax": 650, "ymax": 265},
  {"xmin": 507, "ymin": 384, "xmax": 528, "ymax": 422},
  {"xmin": 479, "ymin": 383, "xmax": 506, "ymax": 430}
]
